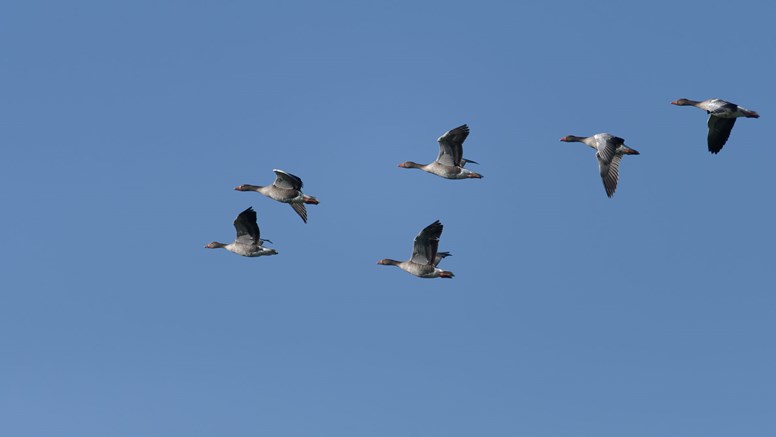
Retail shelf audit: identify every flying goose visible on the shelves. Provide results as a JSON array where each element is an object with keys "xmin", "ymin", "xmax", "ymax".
[
  {"xmin": 205, "ymin": 207, "xmax": 278, "ymax": 257},
  {"xmin": 377, "ymin": 220, "xmax": 454, "ymax": 278},
  {"xmin": 235, "ymin": 169, "xmax": 319, "ymax": 223},
  {"xmin": 399, "ymin": 124, "xmax": 483, "ymax": 179},
  {"xmin": 671, "ymin": 98, "xmax": 760, "ymax": 154},
  {"xmin": 560, "ymin": 133, "xmax": 640, "ymax": 198}
]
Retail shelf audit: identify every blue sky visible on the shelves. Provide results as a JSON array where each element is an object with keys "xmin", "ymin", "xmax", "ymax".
[{"xmin": 2, "ymin": 1, "xmax": 775, "ymax": 436}]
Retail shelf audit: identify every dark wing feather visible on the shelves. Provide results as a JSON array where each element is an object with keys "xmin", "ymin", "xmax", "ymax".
[
  {"xmin": 707, "ymin": 115, "xmax": 736, "ymax": 154},
  {"xmin": 411, "ymin": 220, "xmax": 443, "ymax": 265},
  {"xmin": 610, "ymin": 136, "xmax": 626, "ymax": 145},
  {"xmin": 710, "ymin": 102, "xmax": 738, "ymax": 115},
  {"xmin": 290, "ymin": 203, "xmax": 308, "ymax": 223},
  {"xmin": 595, "ymin": 136, "xmax": 618, "ymax": 167},
  {"xmin": 595, "ymin": 136, "xmax": 624, "ymax": 197},
  {"xmin": 598, "ymin": 154, "xmax": 622, "ymax": 198},
  {"xmin": 436, "ymin": 124, "xmax": 469, "ymax": 166},
  {"xmin": 234, "ymin": 207, "xmax": 260, "ymax": 244},
  {"xmin": 273, "ymin": 169, "xmax": 304, "ymax": 190}
]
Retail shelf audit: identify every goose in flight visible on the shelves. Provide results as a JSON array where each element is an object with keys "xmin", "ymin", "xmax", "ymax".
[
  {"xmin": 205, "ymin": 207, "xmax": 278, "ymax": 257},
  {"xmin": 399, "ymin": 124, "xmax": 483, "ymax": 179},
  {"xmin": 671, "ymin": 98, "xmax": 759, "ymax": 154},
  {"xmin": 235, "ymin": 169, "xmax": 319, "ymax": 223},
  {"xmin": 560, "ymin": 133, "xmax": 640, "ymax": 198},
  {"xmin": 377, "ymin": 220, "xmax": 455, "ymax": 278}
]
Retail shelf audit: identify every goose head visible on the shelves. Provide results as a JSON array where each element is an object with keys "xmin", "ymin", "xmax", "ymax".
[{"xmin": 398, "ymin": 161, "xmax": 422, "ymax": 169}]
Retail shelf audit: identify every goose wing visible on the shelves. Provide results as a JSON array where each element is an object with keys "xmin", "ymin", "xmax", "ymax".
[
  {"xmin": 595, "ymin": 136, "xmax": 624, "ymax": 198},
  {"xmin": 234, "ymin": 207, "xmax": 260, "ymax": 245},
  {"xmin": 597, "ymin": 154, "xmax": 622, "ymax": 198},
  {"xmin": 273, "ymin": 169, "xmax": 304, "ymax": 190},
  {"xmin": 706, "ymin": 99, "xmax": 737, "ymax": 114},
  {"xmin": 436, "ymin": 124, "xmax": 469, "ymax": 166},
  {"xmin": 289, "ymin": 203, "xmax": 308, "ymax": 223},
  {"xmin": 410, "ymin": 220, "xmax": 443, "ymax": 265},
  {"xmin": 707, "ymin": 115, "xmax": 736, "ymax": 154}
]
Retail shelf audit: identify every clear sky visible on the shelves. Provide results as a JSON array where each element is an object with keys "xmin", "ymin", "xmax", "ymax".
[{"xmin": 2, "ymin": 1, "xmax": 775, "ymax": 436}]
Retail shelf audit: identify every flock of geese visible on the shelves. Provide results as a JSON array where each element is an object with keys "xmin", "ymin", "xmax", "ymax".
[{"xmin": 205, "ymin": 97, "xmax": 760, "ymax": 279}]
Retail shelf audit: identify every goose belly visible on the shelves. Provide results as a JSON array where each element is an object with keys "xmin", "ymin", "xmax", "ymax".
[
  {"xmin": 268, "ymin": 189, "xmax": 303, "ymax": 203},
  {"xmin": 402, "ymin": 263, "xmax": 439, "ymax": 278},
  {"xmin": 430, "ymin": 164, "xmax": 466, "ymax": 179},
  {"xmin": 226, "ymin": 243, "xmax": 262, "ymax": 257}
]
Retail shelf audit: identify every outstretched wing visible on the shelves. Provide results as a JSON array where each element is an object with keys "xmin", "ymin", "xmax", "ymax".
[
  {"xmin": 273, "ymin": 169, "xmax": 304, "ymax": 190},
  {"xmin": 707, "ymin": 115, "xmax": 736, "ymax": 154},
  {"xmin": 436, "ymin": 124, "xmax": 469, "ymax": 166},
  {"xmin": 290, "ymin": 203, "xmax": 308, "ymax": 223},
  {"xmin": 411, "ymin": 220, "xmax": 443, "ymax": 265},
  {"xmin": 598, "ymin": 153, "xmax": 622, "ymax": 198},
  {"xmin": 234, "ymin": 207, "xmax": 260, "ymax": 244},
  {"xmin": 595, "ymin": 136, "xmax": 624, "ymax": 198}
]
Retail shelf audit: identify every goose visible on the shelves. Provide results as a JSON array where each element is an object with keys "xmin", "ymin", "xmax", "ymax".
[
  {"xmin": 671, "ymin": 98, "xmax": 760, "ymax": 154},
  {"xmin": 560, "ymin": 134, "xmax": 640, "ymax": 198},
  {"xmin": 205, "ymin": 207, "xmax": 278, "ymax": 257},
  {"xmin": 377, "ymin": 220, "xmax": 454, "ymax": 278},
  {"xmin": 235, "ymin": 169, "xmax": 319, "ymax": 223},
  {"xmin": 399, "ymin": 124, "xmax": 483, "ymax": 179}
]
